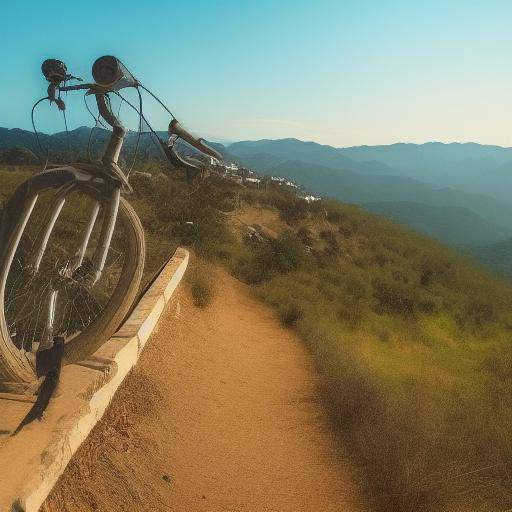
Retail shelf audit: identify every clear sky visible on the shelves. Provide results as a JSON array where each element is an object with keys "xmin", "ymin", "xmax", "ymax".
[{"xmin": 1, "ymin": 0, "xmax": 511, "ymax": 146}]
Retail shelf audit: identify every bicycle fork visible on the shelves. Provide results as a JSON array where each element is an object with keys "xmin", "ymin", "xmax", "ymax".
[
  {"xmin": 18, "ymin": 186, "xmax": 121, "ymax": 353},
  {"xmin": 28, "ymin": 187, "xmax": 120, "ymax": 284}
]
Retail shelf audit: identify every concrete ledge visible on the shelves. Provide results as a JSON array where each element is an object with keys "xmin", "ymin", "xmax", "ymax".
[{"xmin": 0, "ymin": 248, "xmax": 189, "ymax": 512}]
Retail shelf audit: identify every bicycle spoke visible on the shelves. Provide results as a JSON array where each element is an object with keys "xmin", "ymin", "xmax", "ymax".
[{"xmin": 2, "ymin": 188, "xmax": 127, "ymax": 354}]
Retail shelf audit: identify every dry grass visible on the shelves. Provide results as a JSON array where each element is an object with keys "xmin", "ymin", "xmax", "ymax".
[{"xmin": 187, "ymin": 259, "xmax": 216, "ymax": 308}]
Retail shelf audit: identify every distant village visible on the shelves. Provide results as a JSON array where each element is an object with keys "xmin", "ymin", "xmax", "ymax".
[{"xmin": 208, "ymin": 157, "xmax": 321, "ymax": 203}]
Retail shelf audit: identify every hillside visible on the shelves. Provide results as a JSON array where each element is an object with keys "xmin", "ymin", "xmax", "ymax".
[
  {"xmin": 3, "ymin": 161, "xmax": 512, "ymax": 510},
  {"xmin": 130, "ymin": 164, "xmax": 512, "ymax": 511},
  {"xmin": 227, "ymin": 138, "xmax": 396, "ymax": 174},
  {"xmin": 224, "ymin": 140, "xmax": 512, "ymax": 246},
  {"xmin": 256, "ymin": 159, "xmax": 512, "ymax": 246},
  {"xmin": 0, "ymin": 126, "xmax": 189, "ymax": 163}
]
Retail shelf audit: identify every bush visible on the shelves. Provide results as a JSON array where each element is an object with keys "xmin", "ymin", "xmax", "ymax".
[
  {"xmin": 278, "ymin": 197, "xmax": 310, "ymax": 223},
  {"xmin": 188, "ymin": 263, "xmax": 215, "ymax": 308},
  {"xmin": 190, "ymin": 280, "xmax": 213, "ymax": 308},
  {"xmin": 233, "ymin": 231, "xmax": 309, "ymax": 284},
  {"xmin": 268, "ymin": 231, "xmax": 308, "ymax": 273},
  {"xmin": 278, "ymin": 300, "xmax": 304, "ymax": 327},
  {"xmin": 297, "ymin": 226, "xmax": 313, "ymax": 246}
]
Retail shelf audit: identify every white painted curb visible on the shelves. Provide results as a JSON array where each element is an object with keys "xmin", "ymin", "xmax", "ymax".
[{"xmin": 0, "ymin": 248, "xmax": 189, "ymax": 512}]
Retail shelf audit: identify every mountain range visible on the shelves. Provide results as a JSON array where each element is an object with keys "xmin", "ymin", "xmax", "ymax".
[
  {"xmin": 221, "ymin": 137, "xmax": 512, "ymax": 249},
  {"xmin": 339, "ymin": 142, "xmax": 512, "ymax": 202},
  {"xmin": 2, "ymin": 127, "xmax": 512, "ymax": 254}
]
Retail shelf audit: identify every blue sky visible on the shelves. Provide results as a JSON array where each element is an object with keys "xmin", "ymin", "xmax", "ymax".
[{"xmin": 1, "ymin": 0, "xmax": 511, "ymax": 146}]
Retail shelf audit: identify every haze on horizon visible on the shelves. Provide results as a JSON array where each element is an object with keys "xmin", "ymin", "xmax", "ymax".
[{"xmin": 1, "ymin": 0, "xmax": 511, "ymax": 148}]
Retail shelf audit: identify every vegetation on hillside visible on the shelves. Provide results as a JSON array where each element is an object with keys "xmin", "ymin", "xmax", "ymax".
[
  {"xmin": 127, "ymin": 161, "xmax": 512, "ymax": 511},
  {"xmin": 2, "ymin": 161, "xmax": 512, "ymax": 511}
]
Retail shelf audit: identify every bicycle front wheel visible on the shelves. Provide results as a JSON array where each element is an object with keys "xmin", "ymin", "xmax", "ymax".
[{"xmin": 0, "ymin": 171, "xmax": 145, "ymax": 383}]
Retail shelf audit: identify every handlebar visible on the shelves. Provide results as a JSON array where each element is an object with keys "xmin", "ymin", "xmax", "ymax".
[
  {"xmin": 39, "ymin": 56, "xmax": 222, "ymax": 175},
  {"xmin": 59, "ymin": 83, "xmax": 97, "ymax": 92},
  {"xmin": 168, "ymin": 119, "xmax": 221, "ymax": 160},
  {"xmin": 163, "ymin": 119, "xmax": 221, "ymax": 175}
]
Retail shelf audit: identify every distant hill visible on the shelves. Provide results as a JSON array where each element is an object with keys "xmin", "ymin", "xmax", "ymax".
[
  {"xmin": 339, "ymin": 141, "xmax": 512, "ymax": 202},
  {"xmin": 228, "ymin": 138, "xmax": 397, "ymax": 175},
  {"xmin": 0, "ymin": 126, "xmax": 166, "ymax": 155},
  {"xmin": 339, "ymin": 141, "xmax": 512, "ymax": 171},
  {"xmin": 364, "ymin": 201, "xmax": 505, "ymax": 248},
  {"xmin": 0, "ymin": 126, "xmax": 216, "ymax": 165},
  {"xmin": 245, "ymin": 159, "xmax": 512, "ymax": 246},
  {"xmin": 217, "ymin": 139, "xmax": 512, "ymax": 248},
  {"xmin": 228, "ymin": 138, "xmax": 512, "ymax": 204},
  {"xmin": 469, "ymin": 238, "xmax": 512, "ymax": 278}
]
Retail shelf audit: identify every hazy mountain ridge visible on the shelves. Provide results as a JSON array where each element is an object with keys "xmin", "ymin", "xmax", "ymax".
[
  {"xmin": 338, "ymin": 141, "xmax": 512, "ymax": 201},
  {"xmin": 3, "ymin": 127, "xmax": 512, "ymax": 250},
  {"xmin": 0, "ymin": 126, "xmax": 216, "ymax": 164},
  {"xmin": 0, "ymin": 126, "xmax": 167, "ymax": 153},
  {"xmin": 339, "ymin": 141, "xmax": 512, "ymax": 169},
  {"xmin": 469, "ymin": 238, "xmax": 512, "ymax": 278},
  {"xmin": 364, "ymin": 201, "xmax": 505, "ymax": 248},
  {"xmin": 228, "ymin": 138, "xmax": 399, "ymax": 175}
]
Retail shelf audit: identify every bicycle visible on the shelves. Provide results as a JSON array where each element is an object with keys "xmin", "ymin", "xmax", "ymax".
[{"xmin": 0, "ymin": 56, "xmax": 220, "ymax": 384}]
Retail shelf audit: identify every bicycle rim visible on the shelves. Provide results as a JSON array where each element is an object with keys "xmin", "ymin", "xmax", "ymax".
[{"xmin": 0, "ymin": 184, "xmax": 144, "ymax": 383}]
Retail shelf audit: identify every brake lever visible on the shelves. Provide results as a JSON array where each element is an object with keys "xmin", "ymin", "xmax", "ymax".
[
  {"xmin": 160, "ymin": 140, "xmax": 202, "ymax": 171},
  {"xmin": 42, "ymin": 59, "xmax": 83, "ymax": 111},
  {"xmin": 47, "ymin": 83, "xmax": 65, "ymax": 111}
]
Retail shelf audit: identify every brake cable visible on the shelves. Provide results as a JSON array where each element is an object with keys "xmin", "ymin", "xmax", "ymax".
[
  {"xmin": 112, "ymin": 90, "xmax": 165, "ymax": 156},
  {"xmin": 138, "ymin": 84, "xmax": 176, "ymax": 120},
  {"xmin": 62, "ymin": 111, "xmax": 70, "ymax": 154},
  {"xmin": 126, "ymin": 87, "xmax": 144, "ymax": 178},
  {"xmin": 117, "ymin": 95, "xmax": 124, "ymax": 117},
  {"xmin": 83, "ymin": 93, "xmax": 109, "ymax": 162},
  {"xmin": 31, "ymin": 97, "xmax": 50, "ymax": 168},
  {"xmin": 84, "ymin": 94, "xmax": 108, "ymax": 129}
]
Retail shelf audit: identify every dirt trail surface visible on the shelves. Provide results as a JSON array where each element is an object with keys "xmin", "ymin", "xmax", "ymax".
[{"xmin": 43, "ymin": 268, "xmax": 364, "ymax": 512}]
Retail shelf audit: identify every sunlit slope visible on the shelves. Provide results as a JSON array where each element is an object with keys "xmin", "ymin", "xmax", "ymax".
[{"xmin": 3, "ymin": 162, "xmax": 512, "ymax": 511}]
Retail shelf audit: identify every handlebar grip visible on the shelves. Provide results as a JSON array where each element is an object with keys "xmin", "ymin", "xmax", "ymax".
[
  {"xmin": 169, "ymin": 119, "xmax": 221, "ymax": 160},
  {"xmin": 160, "ymin": 141, "xmax": 202, "ymax": 171}
]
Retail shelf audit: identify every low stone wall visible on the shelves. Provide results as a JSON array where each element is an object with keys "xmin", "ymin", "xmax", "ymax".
[{"xmin": 0, "ymin": 248, "xmax": 189, "ymax": 512}]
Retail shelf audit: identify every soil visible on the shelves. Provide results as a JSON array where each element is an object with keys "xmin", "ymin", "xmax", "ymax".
[{"xmin": 43, "ymin": 268, "xmax": 364, "ymax": 512}]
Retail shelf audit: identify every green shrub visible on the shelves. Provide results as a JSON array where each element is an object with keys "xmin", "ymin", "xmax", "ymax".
[
  {"xmin": 233, "ymin": 231, "xmax": 309, "ymax": 284},
  {"xmin": 267, "ymin": 231, "xmax": 308, "ymax": 273},
  {"xmin": 278, "ymin": 197, "xmax": 310, "ymax": 223},
  {"xmin": 297, "ymin": 226, "xmax": 314, "ymax": 246}
]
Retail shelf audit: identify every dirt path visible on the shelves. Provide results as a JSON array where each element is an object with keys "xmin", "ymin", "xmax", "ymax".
[{"xmin": 44, "ymin": 269, "xmax": 364, "ymax": 512}]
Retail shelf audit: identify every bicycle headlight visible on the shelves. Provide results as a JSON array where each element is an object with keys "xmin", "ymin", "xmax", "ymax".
[{"xmin": 92, "ymin": 56, "xmax": 138, "ymax": 91}]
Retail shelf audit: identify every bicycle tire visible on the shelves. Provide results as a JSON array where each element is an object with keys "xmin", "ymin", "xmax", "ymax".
[{"xmin": 0, "ymin": 171, "xmax": 145, "ymax": 383}]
